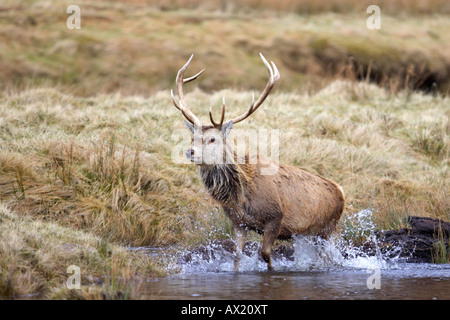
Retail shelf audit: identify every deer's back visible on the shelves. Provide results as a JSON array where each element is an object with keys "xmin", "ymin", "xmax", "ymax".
[{"xmin": 246, "ymin": 160, "xmax": 345, "ymax": 238}]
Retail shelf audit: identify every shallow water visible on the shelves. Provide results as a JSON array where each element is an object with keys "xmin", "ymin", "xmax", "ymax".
[
  {"xmin": 136, "ymin": 230, "xmax": 450, "ymax": 300},
  {"xmin": 142, "ymin": 265, "xmax": 450, "ymax": 300}
]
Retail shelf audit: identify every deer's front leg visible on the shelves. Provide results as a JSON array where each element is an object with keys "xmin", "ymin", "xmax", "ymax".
[{"xmin": 233, "ymin": 225, "xmax": 247, "ymax": 271}]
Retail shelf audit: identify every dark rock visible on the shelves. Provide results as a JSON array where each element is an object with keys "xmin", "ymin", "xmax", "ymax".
[
  {"xmin": 178, "ymin": 239, "xmax": 236, "ymax": 264},
  {"xmin": 408, "ymin": 216, "xmax": 450, "ymax": 238},
  {"xmin": 378, "ymin": 216, "xmax": 449, "ymax": 263}
]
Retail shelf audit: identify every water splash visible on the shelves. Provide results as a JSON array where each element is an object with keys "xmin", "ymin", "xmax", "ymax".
[{"xmin": 176, "ymin": 209, "xmax": 402, "ymax": 273}]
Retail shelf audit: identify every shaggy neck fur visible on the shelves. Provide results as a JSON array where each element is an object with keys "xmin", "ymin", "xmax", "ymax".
[
  {"xmin": 198, "ymin": 139, "xmax": 256, "ymax": 205},
  {"xmin": 199, "ymin": 163, "xmax": 243, "ymax": 204},
  {"xmin": 199, "ymin": 141, "xmax": 257, "ymax": 203}
]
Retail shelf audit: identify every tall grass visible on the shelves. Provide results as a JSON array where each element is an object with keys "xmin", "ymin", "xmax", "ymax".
[
  {"xmin": 0, "ymin": 81, "xmax": 448, "ymax": 297},
  {"xmin": 1, "ymin": 82, "xmax": 448, "ymax": 245},
  {"xmin": 0, "ymin": 89, "xmax": 229, "ymax": 247},
  {"xmin": 1, "ymin": 1, "xmax": 449, "ymax": 96},
  {"xmin": 0, "ymin": 203, "xmax": 165, "ymax": 299}
]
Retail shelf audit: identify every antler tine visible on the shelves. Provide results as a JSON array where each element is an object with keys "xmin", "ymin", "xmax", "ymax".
[
  {"xmin": 175, "ymin": 54, "xmax": 193, "ymax": 102},
  {"xmin": 209, "ymin": 97, "xmax": 226, "ymax": 129},
  {"xmin": 230, "ymin": 53, "xmax": 280, "ymax": 125},
  {"xmin": 171, "ymin": 54, "xmax": 203, "ymax": 126},
  {"xmin": 183, "ymin": 68, "xmax": 205, "ymax": 84}
]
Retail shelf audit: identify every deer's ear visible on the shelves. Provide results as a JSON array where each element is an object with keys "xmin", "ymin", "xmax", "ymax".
[
  {"xmin": 221, "ymin": 120, "xmax": 233, "ymax": 138},
  {"xmin": 184, "ymin": 120, "xmax": 195, "ymax": 134}
]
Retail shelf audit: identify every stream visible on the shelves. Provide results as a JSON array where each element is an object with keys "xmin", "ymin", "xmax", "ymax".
[
  {"xmin": 142, "ymin": 266, "xmax": 450, "ymax": 300},
  {"xmin": 134, "ymin": 233, "xmax": 450, "ymax": 300}
]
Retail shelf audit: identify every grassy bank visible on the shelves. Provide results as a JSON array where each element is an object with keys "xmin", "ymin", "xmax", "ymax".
[
  {"xmin": 0, "ymin": 81, "xmax": 448, "ymax": 297},
  {"xmin": 1, "ymin": 1, "xmax": 450, "ymax": 95},
  {"xmin": 0, "ymin": 202, "xmax": 165, "ymax": 299},
  {"xmin": 1, "ymin": 82, "xmax": 448, "ymax": 237},
  {"xmin": 0, "ymin": 0, "xmax": 449, "ymax": 299}
]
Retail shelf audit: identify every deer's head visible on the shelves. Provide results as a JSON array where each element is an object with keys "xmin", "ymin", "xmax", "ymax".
[{"xmin": 171, "ymin": 53, "xmax": 280, "ymax": 167}]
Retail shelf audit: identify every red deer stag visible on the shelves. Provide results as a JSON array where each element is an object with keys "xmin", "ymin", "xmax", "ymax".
[{"xmin": 170, "ymin": 53, "xmax": 345, "ymax": 270}]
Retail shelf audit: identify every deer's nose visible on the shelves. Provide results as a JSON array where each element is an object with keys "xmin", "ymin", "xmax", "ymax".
[{"xmin": 186, "ymin": 148, "xmax": 195, "ymax": 159}]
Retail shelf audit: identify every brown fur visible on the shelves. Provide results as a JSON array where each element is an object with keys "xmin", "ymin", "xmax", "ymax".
[
  {"xmin": 194, "ymin": 127, "xmax": 345, "ymax": 270},
  {"xmin": 174, "ymin": 54, "xmax": 343, "ymax": 270}
]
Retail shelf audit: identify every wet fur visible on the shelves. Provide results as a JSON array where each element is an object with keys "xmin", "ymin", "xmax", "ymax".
[{"xmin": 194, "ymin": 126, "xmax": 345, "ymax": 269}]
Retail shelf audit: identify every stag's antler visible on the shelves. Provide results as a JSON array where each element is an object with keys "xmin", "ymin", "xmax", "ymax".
[
  {"xmin": 171, "ymin": 54, "xmax": 204, "ymax": 127},
  {"xmin": 209, "ymin": 53, "xmax": 280, "ymax": 128},
  {"xmin": 173, "ymin": 53, "xmax": 280, "ymax": 129},
  {"xmin": 209, "ymin": 98, "xmax": 226, "ymax": 129}
]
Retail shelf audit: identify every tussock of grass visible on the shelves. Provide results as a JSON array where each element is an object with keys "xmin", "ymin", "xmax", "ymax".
[
  {"xmin": 432, "ymin": 223, "xmax": 450, "ymax": 264},
  {"xmin": 0, "ymin": 203, "xmax": 165, "ymax": 299},
  {"xmin": 0, "ymin": 89, "xmax": 229, "ymax": 248}
]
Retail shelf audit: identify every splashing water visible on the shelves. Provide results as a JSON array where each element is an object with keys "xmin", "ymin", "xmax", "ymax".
[
  {"xmin": 138, "ymin": 209, "xmax": 450, "ymax": 299},
  {"xmin": 177, "ymin": 209, "xmax": 402, "ymax": 273}
]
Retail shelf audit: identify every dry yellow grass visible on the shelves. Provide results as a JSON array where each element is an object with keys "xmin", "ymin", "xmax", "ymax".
[
  {"xmin": 1, "ymin": 82, "xmax": 448, "ymax": 244},
  {"xmin": 0, "ymin": 83, "xmax": 448, "ymax": 298},
  {"xmin": 1, "ymin": 0, "xmax": 449, "ymax": 95},
  {"xmin": 0, "ymin": 89, "xmax": 228, "ymax": 248},
  {"xmin": 0, "ymin": 202, "xmax": 165, "ymax": 299},
  {"xmin": 1, "ymin": 0, "xmax": 449, "ymax": 299}
]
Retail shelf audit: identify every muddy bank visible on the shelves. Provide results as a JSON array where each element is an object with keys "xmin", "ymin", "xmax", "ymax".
[{"xmin": 180, "ymin": 216, "xmax": 449, "ymax": 265}]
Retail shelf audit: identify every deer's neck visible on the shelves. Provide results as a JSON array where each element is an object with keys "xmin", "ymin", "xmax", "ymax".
[{"xmin": 199, "ymin": 163, "xmax": 243, "ymax": 204}]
